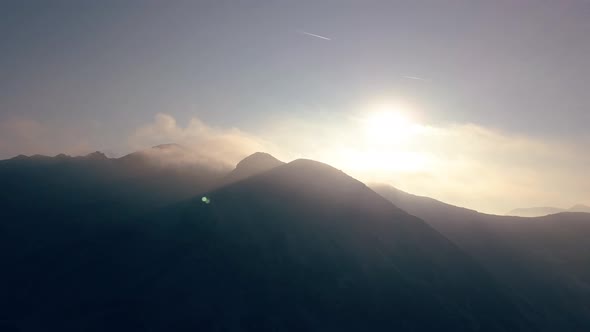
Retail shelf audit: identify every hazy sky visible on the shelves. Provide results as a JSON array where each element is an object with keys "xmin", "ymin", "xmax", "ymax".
[{"xmin": 1, "ymin": 1, "xmax": 589, "ymax": 213}]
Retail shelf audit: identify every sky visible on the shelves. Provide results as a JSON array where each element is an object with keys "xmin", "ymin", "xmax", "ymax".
[{"xmin": 1, "ymin": 0, "xmax": 589, "ymax": 214}]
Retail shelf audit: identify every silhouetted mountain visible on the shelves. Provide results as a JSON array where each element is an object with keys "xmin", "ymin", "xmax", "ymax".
[
  {"xmin": 82, "ymin": 151, "xmax": 109, "ymax": 160},
  {"xmin": 0, "ymin": 146, "xmax": 227, "ymax": 223},
  {"xmin": 372, "ymin": 183, "xmax": 590, "ymax": 331},
  {"xmin": 4, "ymin": 147, "xmax": 590, "ymax": 330},
  {"xmin": 221, "ymin": 151, "xmax": 285, "ymax": 185},
  {"xmin": 0, "ymin": 155, "xmax": 535, "ymax": 331}
]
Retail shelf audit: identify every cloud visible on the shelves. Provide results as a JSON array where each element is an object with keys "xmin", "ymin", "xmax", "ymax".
[
  {"xmin": 385, "ymin": 124, "xmax": 590, "ymax": 214},
  {"xmin": 255, "ymin": 113, "xmax": 590, "ymax": 214},
  {"xmin": 128, "ymin": 113, "xmax": 276, "ymax": 168}
]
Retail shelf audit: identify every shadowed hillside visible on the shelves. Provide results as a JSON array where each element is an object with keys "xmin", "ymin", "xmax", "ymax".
[
  {"xmin": 0, "ymin": 154, "xmax": 533, "ymax": 331},
  {"xmin": 372, "ymin": 184, "xmax": 590, "ymax": 331}
]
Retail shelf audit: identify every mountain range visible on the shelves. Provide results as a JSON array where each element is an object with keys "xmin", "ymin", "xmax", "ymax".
[
  {"xmin": 507, "ymin": 204, "xmax": 590, "ymax": 217},
  {"xmin": 1, "ymin": 145, "xmax": 589, "ymax": 331},
  {"xmin": 371, "ymin": 184, "xmax": 590, "ymax": 330}
]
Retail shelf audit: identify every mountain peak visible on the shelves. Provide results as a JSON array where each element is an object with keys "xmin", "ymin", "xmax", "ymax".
[
  {"xmin": 221, "ymin": 152, "xmax": 284, "ymax": 185},
  {"xmin": 279, "ymin": 158, "xmax": 351, "ymax": 179},
  {"xmin": 235, "ymin": 152, "xmax": 283, "ymax": 171},
  {"xmin": 11, "ymin": 154, "xmax": 29, "ymax": 160},
  {"xmin": 288, "ymin": 158, "xmax": 337, "ymax": 169},
  {"xmin": 262, "ymin": 158, "xmax": 367, "ymax": 197},
  {"xmin": 83, "ymin": 151, "xmax": 108, "ymax": 160}
]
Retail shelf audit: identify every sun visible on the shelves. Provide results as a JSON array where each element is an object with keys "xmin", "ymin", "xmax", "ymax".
[
  {"xmin": 363, "ymin": 109, "xmax": 416, "ymax": 144},
  {"xmin": 320, "ymin": 101, "xmax": 431, "ymax": 175}
]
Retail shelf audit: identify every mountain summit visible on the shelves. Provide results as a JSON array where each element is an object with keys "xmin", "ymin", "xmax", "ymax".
[
  {"xmin": 234, "ymin": 152, "xmax": 284, "ymax": 174},
  {"xmin": 222, "ymin": 152, "xmax": 284, "ymax": 185}
]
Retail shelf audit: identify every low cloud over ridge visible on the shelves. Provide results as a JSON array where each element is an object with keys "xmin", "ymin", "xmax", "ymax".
[{"xmin": 128, "ymin": 113, "xmax": 274, "ymax": 169}]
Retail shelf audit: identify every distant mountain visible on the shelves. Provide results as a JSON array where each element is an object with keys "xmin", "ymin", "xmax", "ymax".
[
  {"xmin": 507, "ymin": 206, "xmax": 566, "ymax": 217},
  {"xmin": 570, "ymin": 204, "xmax": 590, "ymax": 213},
  {"xmin": 371, "ymin": 183, "xmax": 590, "ymax": 331},
  {"xmin": 0, "ymin": 156, "xmax": 533, "ymax": 331},
  {"xmin": 507, "ymin": 204, "xmax": 590, "ymax": 217}
]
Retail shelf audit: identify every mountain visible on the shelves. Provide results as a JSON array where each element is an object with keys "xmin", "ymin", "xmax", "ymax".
[
  {"xmin": 4, "ymin": 148, "xmax": 590, "ymax": 330},
  {"xmin": 507, "ymin": 207, "xmax": 566, "ymax": 217},
  {"xmin": 0, "ymin": 146, "xmax": 226, "ymax": 268},
  {"xmin": 570, "ymin": 204, "xmax": 590, "ymax": 213},
  {"xmin": 0, "ymin": 156, "xmax": 533, "ymax": 331},
  {"xmin": 507, "ymin": 204, "xmax": 590, "ymax": 217},
  {"xmin": 371, "ymin": 183, "xmax": 590, "ymax": 331},
  {"xmin": 220, "ymin": 152, "xmax": 285, "ymax": 185},
  {"xmin": 121, "ymin": 143, "xmax": 192, "ymax": 163},
  {"xmin": 0, "ymin": 148, "xmax": 271, "ymax": 224}
]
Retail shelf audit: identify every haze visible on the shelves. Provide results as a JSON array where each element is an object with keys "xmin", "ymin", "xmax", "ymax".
[{"xmin": 2, "ymin": 1, "xmax": 589, "ymax": 214}]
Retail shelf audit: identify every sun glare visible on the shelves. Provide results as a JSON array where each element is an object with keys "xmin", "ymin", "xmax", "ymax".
[
  {"xmin": 363, "ymin": 108, "xmax": 416, "ymax": 144},
  {"xmin": 325, "ymin": 102, "xmax": 433, "ymax": 175}
]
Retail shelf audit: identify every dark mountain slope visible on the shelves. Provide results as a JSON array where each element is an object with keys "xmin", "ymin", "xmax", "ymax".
[
  {"xmin": 371, "ymin": 184, "xmax": 590, "ymax": 331},
  {"xmin": 0, "ymin": 147, "xmax": 226, "ymax": 295},
  {"xmin": 0, "ymin": 146, "xmax": 226, "ymax": 216},
  {"xmin": 2, "ymin": 159, "xmax": 536, "ymax": 331}
]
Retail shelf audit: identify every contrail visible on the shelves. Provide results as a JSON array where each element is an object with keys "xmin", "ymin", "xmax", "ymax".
[
  {"xmin": 403, "ymin": 76, "xmax": 430, "ymax": 82},
  {"xmin": 297, "ymin": 30, "xmax": 331, "ymax": 41}
]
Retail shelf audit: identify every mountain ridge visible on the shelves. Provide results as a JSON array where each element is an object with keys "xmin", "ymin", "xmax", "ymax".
[
  {"xmin": 1, "ymin": 147, "xmax": 587, "ymax": 330},
  {"xmin": 371, "ymin": 183, "xmax": 590, "ymax": 331},
  {"xmin": 145, "ymin": 157, "xmax": 533, "ymax": 331},
  {"xmin": 507, "ymin": 204, "xmax": 590, "ymax": 217},
  {"xmin": 220, "ymin": 152, "xmax": 285, "ymax": 186}
]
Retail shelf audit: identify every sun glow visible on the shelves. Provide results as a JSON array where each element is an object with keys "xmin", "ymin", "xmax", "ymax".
[
  {"xmin": 311, "ymin": 103, "xmax": 434, "ymax": 175},
  {"xmin": 363, "ymin": 106, "xmax": 419, "ymax": 145}
]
